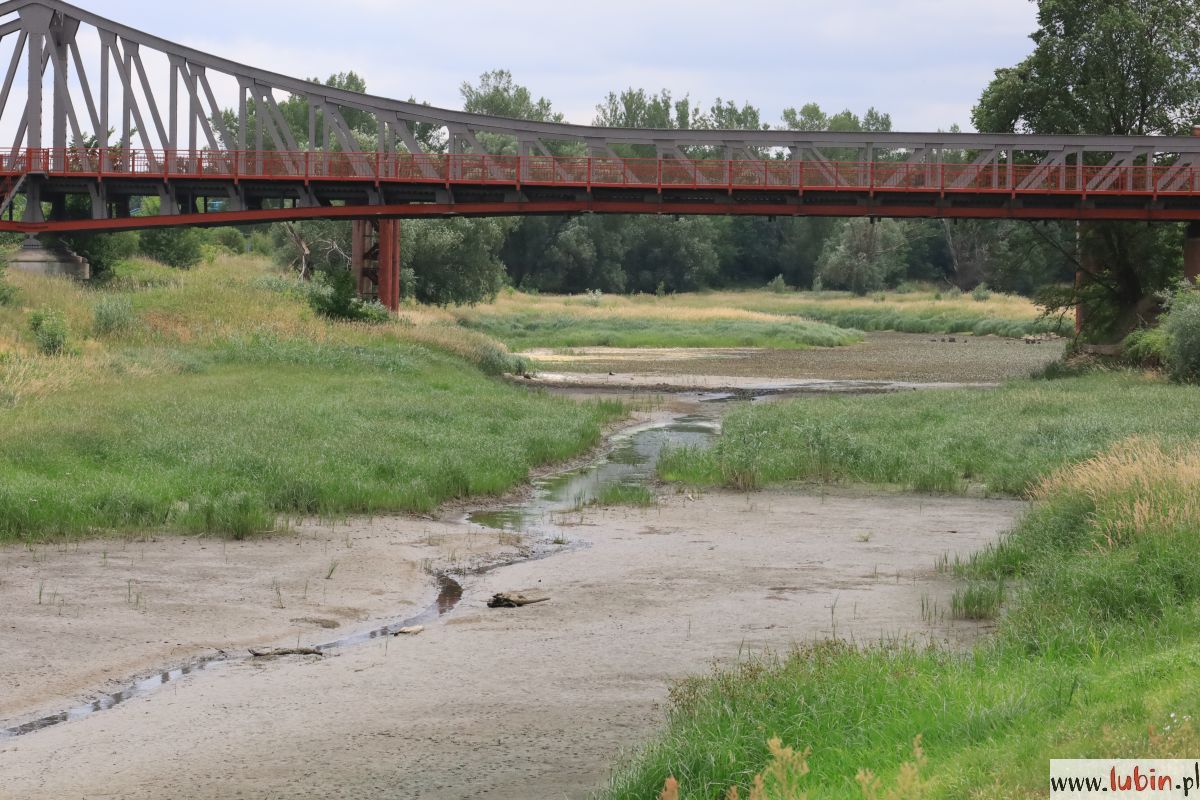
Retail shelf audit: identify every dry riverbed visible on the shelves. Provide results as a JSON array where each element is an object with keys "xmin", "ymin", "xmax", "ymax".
[
  {"xmin": 0, "ymin": 371, "xmax": 1031, "ymax": 798},
  {"xmin": 0, "ymin": 488, "xmax": 1022, "ymax": 799},
  {"xmin": 522, "ymin": 331, "xmax": 1065, "ymax": 385}
]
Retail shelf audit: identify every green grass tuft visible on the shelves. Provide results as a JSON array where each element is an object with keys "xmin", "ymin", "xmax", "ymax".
[
  {"xmin": 658, "ymin": 373, "xmax": 1200, "ymax": 496},
  {"xmin": 591, "ymin": 483, "xmax": 655, "ymax": 508}
]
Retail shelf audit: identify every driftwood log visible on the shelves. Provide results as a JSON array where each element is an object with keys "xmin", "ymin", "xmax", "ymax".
[
  {"xmin": 392, "ymin": 625, "xmax": 425, "ymax": 637},
  {"xmin": 248, "ymin": 647, "xmax": 323, "ymax": 658},
  {"xmin": 488, "ymin": 592, "xmax": 550, "ymax": 609}
]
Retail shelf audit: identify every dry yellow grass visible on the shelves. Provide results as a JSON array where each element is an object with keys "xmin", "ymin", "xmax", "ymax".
[
  {"xmin": 466, "ymin": 291, "xmax": 817, "ymax": 325},
  {"xmin": 660, "ymin": 736, "xmax": 929, "ymax": 800},
  {"xmin": 1036, "ymin": 437, "xmax": 1200, "ymax": 548},
  {"xmin": 738, "ymin": 290, "xmax": 1044, "ymax": 320},
  {"xmin": 457, "ymin": 287, "xmax": 1060, "ymax": 350},
  {"xmin": 465, "ymin": 288, "xmax": 1047, "ymax": 327},
  {"xmin": 0, "ymin": 255, "xmax": 514, "ymax": 407}
]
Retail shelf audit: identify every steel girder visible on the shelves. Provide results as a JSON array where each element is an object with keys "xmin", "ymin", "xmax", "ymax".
[{"xmin": 2, "ymin": 0, "xmax": 1200, "ymax": 227}]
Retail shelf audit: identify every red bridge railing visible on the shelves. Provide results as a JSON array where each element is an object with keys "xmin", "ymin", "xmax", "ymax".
[{"xmin": 4, "ymin": 148, "xmax": 1200, "ymax": 197}]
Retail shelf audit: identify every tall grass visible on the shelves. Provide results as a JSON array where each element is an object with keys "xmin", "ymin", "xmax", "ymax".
[
  {"xmin": 606, "ymin": 436, "xmax": 1200, "ymax": 798},
  {"xmin": 740, "ymin": 288, "xmax": 1067, "ymax": 338},
  {"xmin": 456, "ymin": 289, "xmax": 1061, "ymax": 353},
  {"xmin": 461, "ymin": 312, "xmax": 861, "ymax": 350},
  {"xmin": 658, "ymin": 374, "xmax": 1200, "ymax": 496},
  {"xmin": 0, "ymin": 256, "xmax": 622, "ymax": 539}
]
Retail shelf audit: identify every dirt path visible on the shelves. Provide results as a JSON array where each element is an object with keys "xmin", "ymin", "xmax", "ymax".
[{"xmin": 0, "ymin": 489, "xmax": 1022, "ymax": 800}]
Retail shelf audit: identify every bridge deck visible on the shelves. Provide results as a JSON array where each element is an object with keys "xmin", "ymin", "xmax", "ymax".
[
  {"xmin": 10, "ymin": 147, "xmax": 1200, "ymax": 196},
  {"xmin": 5, "ymin": 147, "xmax": 1200, "ymax": 233}
]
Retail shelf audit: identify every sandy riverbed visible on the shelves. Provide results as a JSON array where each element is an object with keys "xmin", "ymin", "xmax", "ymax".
[
  {"xmin": 0, "ymin": 516, "xmax": 519, "ymax": 725},
  {"xmin": 0, "ymin": 488, "xmax": 1023, "ymax": 799},
  {"xmin": 522, "ymin": 331, "xmax": 1065, "ymax": 384}
]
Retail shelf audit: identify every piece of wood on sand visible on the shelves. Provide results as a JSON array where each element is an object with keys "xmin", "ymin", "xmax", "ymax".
[
  {"xmin": 393, "ymin": 625, "xmax": 425, "ymax": 637},
  {"xmin": 487, "ymin": 592, "xmax": 551, "ymax": 609},
  {"xmin": 248, "ymin": 647, "xmax": 323, "ymax": 658}
]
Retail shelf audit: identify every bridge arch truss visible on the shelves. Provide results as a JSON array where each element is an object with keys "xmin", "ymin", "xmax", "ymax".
[{"xmin": 0, "ymin": 0, "xmax": 1198, "ymax": 232}]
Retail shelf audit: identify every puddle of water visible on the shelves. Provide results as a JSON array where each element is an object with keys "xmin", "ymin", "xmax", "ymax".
[
  {"xmin": 468, "ymin": 412, "xmax": 719, "ymax": 534},
  {"xmin": 0, "ymin": 660, "xmax": 221, "ymax": 739}
]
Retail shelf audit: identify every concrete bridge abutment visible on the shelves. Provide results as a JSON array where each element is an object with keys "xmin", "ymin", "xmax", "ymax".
[{"xmin": 5, "ymin": 235, "xmax": 90, "ymax": 281}]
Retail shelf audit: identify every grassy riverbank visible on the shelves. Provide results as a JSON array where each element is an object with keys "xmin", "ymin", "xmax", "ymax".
[
  {"xmin": 606, "ymin": 435, "xmax": 1200, "ymax": 798},
  {"xmin": 458, "ymin": 293, "xmax": 862, "ymax": 350},
  {"xmin": 741, "ymin": 287, "xmax": 1069, "ymax": 338},
  {"xmin": 0, "ymin": 257, "xmax": 621, "ymax": 540},
  {"xmin": 659, "ymin": 373, "xmax": 1200, "ymax": 496},
  {"xmin": 458, "ymin": 287, "xmax": 1060, "ymax": 353}
]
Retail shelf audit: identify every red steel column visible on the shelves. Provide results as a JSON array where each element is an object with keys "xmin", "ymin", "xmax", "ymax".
[{"xmin": 377, "ymin": 218, "xmax": 400, "ymax": 311}]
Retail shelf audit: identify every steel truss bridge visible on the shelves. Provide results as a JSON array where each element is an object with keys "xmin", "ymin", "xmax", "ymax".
[{"xmin": 2, "ymin": 0, "xmax": 1200, "ymax": 304}]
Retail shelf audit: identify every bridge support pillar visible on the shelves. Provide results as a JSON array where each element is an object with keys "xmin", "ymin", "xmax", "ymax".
[
  {"xmin": 350, "ymin": 219, "xmax": 401, "ymax": 312},
  {"xmin": 1185, "ymin": 222, "xmax": 1200, "ymax": 283},
  {"xmin": 377, "ymin": 219, "xmax": 401, "ymax": 312},
  {"xmin": 6, "ymin": 235, "xmax": 90, "ymax": 280}
]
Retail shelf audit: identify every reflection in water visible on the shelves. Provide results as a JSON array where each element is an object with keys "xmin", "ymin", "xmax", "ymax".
[
  {"xmin": 1, "ymin": 661, "xmax": 212, "ymax": 739},
  {"xmin": 468, "ymin": 412, "xmax": 715, "ymax": 537},
  {"xmin": 469, "ymin": 412, "xmax": 718, "ymax": 534}
]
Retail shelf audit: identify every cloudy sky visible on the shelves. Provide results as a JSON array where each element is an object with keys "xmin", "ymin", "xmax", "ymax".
[{"xmin": 76, "ymin": 1, "xmax": 1039, "ymax": 133}]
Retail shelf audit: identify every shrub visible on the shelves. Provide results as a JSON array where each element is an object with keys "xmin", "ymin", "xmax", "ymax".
[
  {"xmin": 139, "ymin": 227, "xmax": 203, "ymax": 268},
  {"xmin": 28, "ymin": 308, "xmax": 70, "ymax": 355},
  {"xmin": 61, "ymin": 231, "xmax": 139, "ymax": 277},
  {"xmin": 93, "ymin": 295, "xmax": 137, "ymax": 336},
  {"xmin": 766, "ymin": 274, "xmax": 789, "ymax": 293},
  {"xmin": 207, "ymin": 227, "xmax": 246, "ymax": 255},
  {"xmin": 972, "ymin": 283, "xmax": 993, "ymax": 302},
  {"xmin": 1123, "ymin": 326, "xmax": 1168, "ymax": 368},
  {"xmin": 307, "ymin": 270, "xmax": 391, "ymax": 324},
  {"xmin": 357, "ymin": 301, "xmax": 392, "ymax": 325},
  {"xmin": 1164, "ymin": 286, "xmax": 1200, "ymax": 383},
  {"xmin": 249, "ymin": 230, "xmax": 274, "ymax": 257},
  {"xmin": 0, "ymin": 263, "xmax": 15, "ymax": 306}
]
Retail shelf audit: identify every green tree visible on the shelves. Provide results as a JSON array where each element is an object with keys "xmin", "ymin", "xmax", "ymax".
[
  {"xmin": 460, "ymin": 70, "xmax": 566, "ymax": 156},
  {"xmin": 973, "ymin": 0, "xmax": 1200, "ymax": 338},
  {"xmin": 817, "ymin": 219, "xmax": 910, "ymax": 295},
  {"xmin": 503, "ymin": 216, "xmax": 629, "ymax": 293},
  {"xmin": 403, "ymin": 217, "xmax": 515, "ymax": 306},
  {"xmin": 622, "ymin": 216, "xmax": 721, "ymax": 294},
  {"xmin": 140, "ymin": 227, "xmax": 203, "ymax": 269}
]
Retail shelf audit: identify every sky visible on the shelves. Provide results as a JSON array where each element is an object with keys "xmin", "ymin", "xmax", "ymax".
[{"xmin": 69, "ymin": 0, "xmax": 1040, "ymax": 134}]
